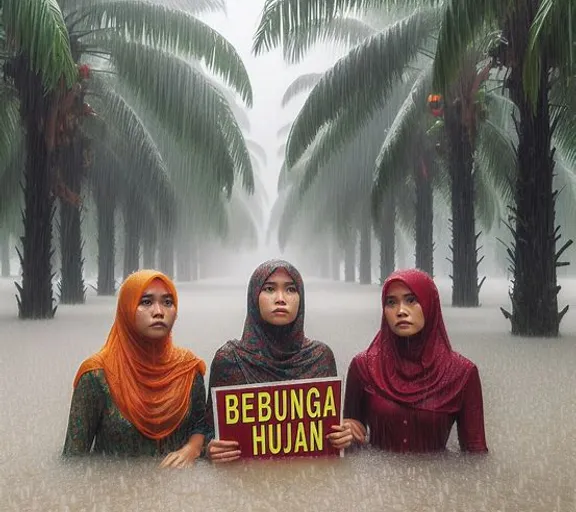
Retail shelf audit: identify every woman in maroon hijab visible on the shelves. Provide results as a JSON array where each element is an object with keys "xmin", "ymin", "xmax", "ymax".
[{"xmin": 343, "ymin": 269, "xmax": 488, "ymax": 453}]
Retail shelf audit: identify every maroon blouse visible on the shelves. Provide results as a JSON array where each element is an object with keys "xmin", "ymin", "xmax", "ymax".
[{"xmin": 344, "ymin": 356, "xmax": 488, "ymax": 452}]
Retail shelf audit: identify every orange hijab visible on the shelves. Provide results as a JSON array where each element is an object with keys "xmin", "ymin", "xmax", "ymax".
[{"xmin": 73, "ymin": 269, "xmax": 206, "ymax": 440}]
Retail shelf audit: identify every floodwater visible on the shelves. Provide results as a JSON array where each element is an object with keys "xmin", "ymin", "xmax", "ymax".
[{"xmin": 1, "ymin": 275, "xmax": 575, "ymax": 512}]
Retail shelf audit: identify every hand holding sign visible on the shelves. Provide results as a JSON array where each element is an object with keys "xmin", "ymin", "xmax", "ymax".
[
  {"xmin": 327, "ymin": 419, "xmax": 368, "ymax": 449},
  {"xmin": 326, "ymin": 424, "xmax": 354, "ymax": 449},
  {"xmin": 207, "ymin": 439, "xmax": 241, "ymax": 463},
  {"xmin": 346, "ymin": 418, "xmax": 368, "ymax": 444}
]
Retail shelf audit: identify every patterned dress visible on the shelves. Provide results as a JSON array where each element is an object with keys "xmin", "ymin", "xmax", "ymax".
[{"xmin": 63, "ymin": 370, "xmax": 208, "ymax": 456}]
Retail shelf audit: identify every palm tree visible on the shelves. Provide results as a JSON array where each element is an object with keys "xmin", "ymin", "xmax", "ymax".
[
  {"xmin": 417, "ymin": 0, "xmax": 576, "ymax": 333},
  {"xmin": 254, "ymin": 5, "xmax": 502, "ymax": 295},
  {"xmin": 0, "ymin": 0, "xmax": 254, "ymax": 316},
  {"xmin": 254, "ymin": 0, "xmax": 576, "ymax": 334},
  {"xmin": 1, "ymin": 0, "xmax": 79, "ymax": 318}
]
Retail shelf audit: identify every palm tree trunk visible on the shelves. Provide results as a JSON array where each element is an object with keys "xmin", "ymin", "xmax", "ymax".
[
  {"xmin": 414, "ymin": 157, "xmax": 434, "ymax": 276},
  {"xmin": 58, "ymin": 137, "xmax": 86, "ymax": 304},
  {"xmin": 317, "ymin": 245, "xmax": 330, "ymax": 279},
  {"xmin": 504, "ymin": 7, "xmax": 567, "ymax": 335},
  {"xmin": 379, "ymin": 192, "xmax": 396, "ymax": 282},
  {"xmin": 190, "ymin": 238, "xmax": 198, "ymax": 281},
  {"xmin": 330, "ymin": 242, "xmax": 340, "ymax": 281},
  {"xmin": 344, "ymin": 233, "xmax": 356, "ymax": 283},
  {"xmin": 96, "ymin": 184, "xmax": 115, "ymax": 296},
  {"xmin": 59, "ymin": 199, "xmax": 85, "ymax": 303},
  {"xmin": 197, "ymin": 247, "xmax": 206, "ymax": 279},
  {"xmin": 159, "ymin": 231, "xmax": 174, "ymax": 278},
  {"xmin": 359, "ymin": 218, "xmax": 372, "ymax": 284},
  {"xmin": 176, "ymin": 234, "xmax": 191, "ymax": 282},
  {"xmin": 13, "ymin": 59, "xmax": 56, "ymax": 318},
  {"xmin": 444, "ymin": 99, "xmax": 479, "ymax": 307},
  {"xmin": 396, "ymin": 233, "xmax": 407, "ymax": 269},
  {"xmin": 1, "ymin": 232, "xmax": 10, "ymax": 277},
  {"xmin": 123, "ymin": 207, "xmax": 141, "ymax": 279},
  {"xmin": 143, "ymin": 232, "xmax": 157, "ymax": 269}
]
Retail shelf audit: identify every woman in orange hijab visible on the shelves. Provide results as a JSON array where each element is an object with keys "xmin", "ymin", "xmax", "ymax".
[{"xmin": 63, "ymin": 270, "xmax": 207, "ymax": 468}]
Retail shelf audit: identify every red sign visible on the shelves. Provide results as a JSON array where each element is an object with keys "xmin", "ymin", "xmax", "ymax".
[{"xmin": 212, "ymin": 377, "xmax": 342, "ymax": 459}]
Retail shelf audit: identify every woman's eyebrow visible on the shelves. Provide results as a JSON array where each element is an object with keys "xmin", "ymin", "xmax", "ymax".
[
  {"xmin": 386, "ymin": 293, "xmax": 414, "ymax": 299},
  {"xmin": 140, "ymin": 293, "xmax": 174, "ymax": 299}
]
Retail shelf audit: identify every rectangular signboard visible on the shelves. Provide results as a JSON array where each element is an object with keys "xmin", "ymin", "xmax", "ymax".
[{"xmin": 212, "ymin": 377, "xmax": 343, "ymax": 459}]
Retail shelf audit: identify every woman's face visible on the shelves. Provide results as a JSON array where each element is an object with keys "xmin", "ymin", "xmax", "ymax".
[
  {"xmin": 258, "ymin": 268, "xmax": 300, "ymax": 326},
  {"xmin": 134, "ymin": 278, "xmax": 177, "ymax": 341},
  {"xmin": 383, "ymin": 281, "xmax": 425, "ymax": 337}
]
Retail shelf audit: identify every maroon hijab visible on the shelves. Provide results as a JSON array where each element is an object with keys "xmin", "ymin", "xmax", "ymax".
[{"xmin": 354, "ymin": 269, "xmax": 474, "ymax": 413}]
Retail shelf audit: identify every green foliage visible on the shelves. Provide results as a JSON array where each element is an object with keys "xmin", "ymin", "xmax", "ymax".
[
  {"xmin": 284, "ymin": 9, "xmax": 437, "ymax": 168},
  {"xmin": 3, "ymin": 0, "xmax": 77, "ymax": 89},
  {"xmin": 108, "ymin": 42, "xmax": 254, "ymax": 194},
  {"xmin": 75, "ymin": 1, "xmax": 253, "ymax": 105}
]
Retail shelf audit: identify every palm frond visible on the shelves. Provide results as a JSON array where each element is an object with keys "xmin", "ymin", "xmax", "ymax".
[
  {"xmin": 291, "ymin": 124, "xmax": 378, "ymax": 245},
  {"xmin": 277, "ymin": 182, "xmax": 306, "ymax": 250},
  {"xmin": 3, "ymin": 0, "xmax": 77, "ymax": 89},
  {"xmin": 484, "ymin": 90, "xmax": 516, "ymax": 135},
  {"xmin": 283, "ymin": 16, "xmax": 376, "ymax": 64},
  {"xmin": 89, "ymin": 143, "xmax": 171, "ymax": 236},
  {"xmin": 277, "ymin": 122, "xmax": 292, "ymax": 139},
  {"xmin": 246, "ymin": 139, "xmax": 268, "ymax": 166},
  {"xmin": 153, "ymin": 121, "xmax": 236, "ymax": 205},
  {"xmin": 252, "ymin": 0, "xmax": 438, "ymax": 55},
  {"xmin": 277, "ymin": 143, "xmax": 287, "ymax": 159},
  {"xmin": 551, "ymin": 78, "xmax": 576, "ymax": 170},
  {"xmin": 87, "ymin": 81, "xmax": 165, "ymax": 173},
  {"xmin": 84, "ymin": 81, "xmax": 176, "ymax": 230},
  {"xmin": 61, "ymin": 0, "xmax": 227, "ymax": 17},
  {"xmin": 524, "ymin": 0, "xmax": 575, "ymax": 109},
  {"xmin": 163, "ymin": 0, "xmax": 227, "ymax": 14},
  {"xmin": 239, "ymin": 175, "xmax": 268, "ymax": 225},
  {"xmin": 394, "ymin": 176, "xmax": 416, "ymax": 235},
  {"xmin": 77, "ymin": 1, "xmax": 253, "ymax": 105},
  {"xmin": 281, "ymin": 72, "xmax": 323, "ymax": 107},
  {"xmin": 433, "ymin": 0, "xmax": 503, "ymax": 91},
  {"xmin": 372, "ymin": 66, "xmax": 432, "ymax": 221},
  {"xmin": 177, "ymin": 182, "xmax": 230, "ymax": 237},
  {"xmin": 285, "ymin": 9, "xmax": 437, "ymax": 167},
  {"xmin": 0, "ymin": 91, "xmax": 21, "ymax": 172},
  {"xmin": 294, "ymin": 103, "xmax": 380, "ymax": 196},
  {"xmin": 474, "ymin": 165, "xmax": 502, "ymax": 232},
  {"xmin": 206, "ymin": 80, "xmax": 252, "ymax": 131},
  {"xmin": 225, "ymin": 193, "xmax": 260, "ymax": 248},
  {"xmin": 108, "ymin": 42, "xmax": 254, "ymax": 193},
  {"xmin": 475, "ymin": 119, "xmax": 515, "ymax": 203},
  {"xmin": 278, "ymin": 161, "xmax": 292, "ymax": 191},
  {"xmin": 232, "ymin": 104, "xmax": 251, "ymax": 132},
  {"xmin": 266, "ymin": 189, "xmax": 288, "ymax": 243}
]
